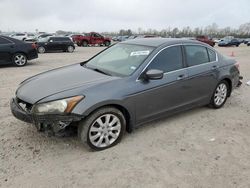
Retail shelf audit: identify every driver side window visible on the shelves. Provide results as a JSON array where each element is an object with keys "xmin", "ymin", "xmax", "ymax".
[{"xmin": 147, "ymin": 46, "xmax": 183, "ymax": 73}]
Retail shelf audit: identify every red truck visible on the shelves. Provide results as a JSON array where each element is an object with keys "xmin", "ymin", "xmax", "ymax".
[
  {"xmin": 196, "ymin": 35, "xmax": 215, "ymax": 47},
  {"xmin": 75, "ymin": 32, "xmax": 111, "ymax": 47}
]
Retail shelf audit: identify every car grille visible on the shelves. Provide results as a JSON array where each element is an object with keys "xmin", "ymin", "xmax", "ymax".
[{"xmin": 16, "ymin": 98, "xmax": 33, "ymax": 113}]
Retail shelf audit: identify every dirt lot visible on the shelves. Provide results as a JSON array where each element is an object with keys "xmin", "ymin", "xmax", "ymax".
[{"xmin": 1, "ymin": 45, "xmax": 250, "ymax": 188}]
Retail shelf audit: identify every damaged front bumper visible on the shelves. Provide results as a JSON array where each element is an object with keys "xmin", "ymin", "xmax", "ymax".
[
  {"xmin": 237, "ymin": 75, "xmax": 243, "ymax": 87},
  {"xmin": 10, "ymin": 98, "xmax": 82, "ymax": 133}
]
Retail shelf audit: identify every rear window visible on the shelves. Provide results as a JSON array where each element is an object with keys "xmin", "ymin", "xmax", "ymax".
[
  {"xmin": 0, "ymin": 37, "xmax": 11, "ymax": 44},
  {"xmin": 184, "ymin": 45, "xmax": 209, "ymax": 66},
  {"xmin": 16, "ymin": 33, "xmax": 25, "ymax": 36}
]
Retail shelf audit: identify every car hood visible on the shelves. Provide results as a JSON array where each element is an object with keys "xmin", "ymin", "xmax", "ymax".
[{"xmin": 16, "ymin": 64, "xmax": 117, "ymax": 104}]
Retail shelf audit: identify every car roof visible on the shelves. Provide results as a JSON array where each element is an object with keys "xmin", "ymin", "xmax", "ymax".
[
  {"xmin": 121, "ymin": 38, "xmax": 203, "ymax": 47},
  {"xmin": 0, "ymin": 35, "xmax": 24, "ymax": 43}
]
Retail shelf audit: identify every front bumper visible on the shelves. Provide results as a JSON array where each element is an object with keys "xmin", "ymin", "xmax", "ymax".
[{"xmin": 10, "ymin": 98, "xmax": 82, "ymax": 132}]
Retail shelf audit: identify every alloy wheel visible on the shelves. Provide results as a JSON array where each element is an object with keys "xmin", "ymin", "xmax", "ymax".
[
  {"xmin": 14, "ymin": 54, "xmax": 27, "ymax": 66},
  {"xmin": 88, "ymin": 114, "xmax": 121, "ymax": 148},
  {"xmin": 214, "ymin": 83, "xmax": 227, "ymax": 106},
  {"xmin": 67, "ymin": 46, "xmax": 74, "ymax": 52}
]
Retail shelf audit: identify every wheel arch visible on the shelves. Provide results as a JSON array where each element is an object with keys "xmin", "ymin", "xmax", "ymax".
[
  {"xmin": 220, "ymin": 77, "xmax": 232, "ymax": 97},
  {"xmin": 82, "ymin": 103, "xmax": 133, "ymax": 133}
]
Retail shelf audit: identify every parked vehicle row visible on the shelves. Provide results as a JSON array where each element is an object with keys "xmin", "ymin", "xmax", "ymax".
[
  {"xmin": 218, "ymin": 38, "xmax": 241, "ymax": 47},
  {"xmin": 10, "ymin": 38, "xmax": 241, "ymax": 150},
  {"xmin": 113, "ymin": 35, "xmax": 159, "ymax": 42}
]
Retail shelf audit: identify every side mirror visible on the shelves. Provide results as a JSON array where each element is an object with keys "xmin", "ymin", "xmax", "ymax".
[
  {"xmin": 49, "ymin": 40, "xmax": 53, "ymax": 42},
  {"xmin": 145, "ymin": 69, "xmax": 164, "ymax": 80}
]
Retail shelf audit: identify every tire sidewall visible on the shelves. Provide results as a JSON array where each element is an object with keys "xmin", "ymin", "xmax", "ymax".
[
  {"xmin": 78, "ymin": 107, "xmax": 126, "ymax": 151},
  {"xmin": 82, "ymin": 41, "xmax": 88, "ymax": 47},
  {"xmin": 211, "ymin": 80, "xmax": 229, "ymax": 109},
  {"xmin": 67, "ymin": 46, "xmax": 74, "ymax": 53},
  {"xmin": 38, "ymin": 46, "xmax": 45, "ymax": 53},
  {"xmin": 12, "ymin": 53, "xmax": 27, "ymax": 66},
  {"xmin": 105, "ymin": 41, "xmax": 110, "ymax": 46}
]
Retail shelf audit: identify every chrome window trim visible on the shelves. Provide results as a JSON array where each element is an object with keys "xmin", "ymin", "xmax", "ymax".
[{"xmin": 136, "ymin": 43, "xmax": 218, "ymax": 82}]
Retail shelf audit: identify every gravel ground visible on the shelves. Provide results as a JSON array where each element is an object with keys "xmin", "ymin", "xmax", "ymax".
[{"xmin": 0, "ymin": 45, "xmax": 250, "ymax": 188}]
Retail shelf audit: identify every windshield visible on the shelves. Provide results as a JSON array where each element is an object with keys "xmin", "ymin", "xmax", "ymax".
[{"xmin": 85, "ymin": 43, "xmax": 154, "ymax": 77}]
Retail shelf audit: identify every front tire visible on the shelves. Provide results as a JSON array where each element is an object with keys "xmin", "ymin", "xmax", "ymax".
[
  {"xmin": 12, "ymin": 53, "xmax": 27, "ymax": 66},
  {"xmin": 209, "ymin": 81, "xmax": 229, "ymax": 109},
  {"xmin": 78, "ymin": 107, "xmax": 126, "ymax": 151}
]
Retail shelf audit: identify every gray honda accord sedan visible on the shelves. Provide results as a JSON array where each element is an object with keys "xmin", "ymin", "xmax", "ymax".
[{"xmin": 11, "ymin": 38, "xmax": 240, "ymax": 150}]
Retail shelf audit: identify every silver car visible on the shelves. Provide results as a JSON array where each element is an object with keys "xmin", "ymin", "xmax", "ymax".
[{"xmin": 11, "ymin": 38, "xmax": 240, "ymax": 150}]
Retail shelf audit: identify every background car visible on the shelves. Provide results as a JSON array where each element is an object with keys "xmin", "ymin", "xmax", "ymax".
[
  {"xmin": 0, "ymin": 35, "xmax": 38, "ymax": 66},
  {"xmin": 247, "ymin": 41, "xmax": 250, "ymax": 46},
  {"xmin": 75, "ymin": 32, "xmax": 111, "ymax": 47},
  {"xmin": 196, "ymin": 35, "xmax": 215, "ymax": 47},
  {"xmin": 37, "ymin": 33, "xmax": 54, "ymax": 39},
  {"xmin": 9, "ymin": 33, "xmax": 32, "ymax": 41},
  {"xmin": 117, "ymin": 35, "xmax": 129, "ymax": 42},
  {"xmin": 69, "ymin": 34, "xmax": 85, "ymax": 43},
  {"xmin": 218, "ymin": 38, "xmax": 241, "ymax": 47},
  {"xmin": 36, "ymin": 36, "xmax": 75, "ymax": 53}
]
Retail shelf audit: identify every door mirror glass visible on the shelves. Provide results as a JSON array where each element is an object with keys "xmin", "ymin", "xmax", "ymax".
[{"xmin": 145, "ymin": 69, "xmax": 164, "ymax": 80}]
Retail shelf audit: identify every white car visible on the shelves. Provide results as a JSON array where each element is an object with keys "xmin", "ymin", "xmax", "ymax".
[{"xmin": 10, "ymin": 33, "xmax": 35, "ymax": 41}]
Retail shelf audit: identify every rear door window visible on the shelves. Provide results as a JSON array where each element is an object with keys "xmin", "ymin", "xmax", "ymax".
[
  {"xmin": 184, "ymin": 45, "xmax": 209, "ymax": 66},
  {"xmin": 147, "ymin": 46, "xmax": 183, "ymax": 73},
  {"xmin": 0, "ymin": 37, "xmax": 11, "ymax": 45},
  {"xmin": 207, "ymin": 48, "xmax": 216, "ymax": 62}
]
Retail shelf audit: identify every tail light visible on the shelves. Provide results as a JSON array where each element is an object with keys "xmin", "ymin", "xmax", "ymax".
[{"xmin": 31, "ymin": 43, "xmax": 37, "ymax": 49}]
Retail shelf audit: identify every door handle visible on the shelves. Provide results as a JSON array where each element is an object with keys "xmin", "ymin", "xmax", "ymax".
[
  {"xmin": 177, "ymin": 74, "xmax": 186, "ymax": 80},
  {"xmin": 211, "ymin": 65, "xmax": 218, "ymax": 69}
]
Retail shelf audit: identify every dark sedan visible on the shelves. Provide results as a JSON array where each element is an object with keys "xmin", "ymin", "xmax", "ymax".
[
  {"xmin": 11, "ymin": 38, "xmax": 240, "ymax": 150},
  {"xmin": 218, "ymin": 39, "xmax": 241, "ymax": 47},
  {"xmin": 0, "ymin": 35, "xmax": 38, "ymax": 66},
  {"xmin": 36, "ymin": 36, "xmax": 75, "ymax": 53}
]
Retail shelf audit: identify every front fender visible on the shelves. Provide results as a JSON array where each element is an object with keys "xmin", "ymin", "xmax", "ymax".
[{"xmin": 72, "ymin": 99, "xmax": 136, "ymax": 132}]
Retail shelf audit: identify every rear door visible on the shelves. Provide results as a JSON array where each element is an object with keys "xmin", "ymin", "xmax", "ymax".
[
  {"xmin": 184, "ymin": 45, "xmax": 219, "ymax": 104},
  {"xmin": 135, "ymin": 45, "xmax": 189, "ymax": 123},
  {"xmin": 0, "ymin": 37, "xmax": 14, "ymax": 64}
]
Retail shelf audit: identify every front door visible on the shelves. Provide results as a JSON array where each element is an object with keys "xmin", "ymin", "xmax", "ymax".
[{"xmin": 134, "ymin": 45, "xmax": 190, "ymax": 123}]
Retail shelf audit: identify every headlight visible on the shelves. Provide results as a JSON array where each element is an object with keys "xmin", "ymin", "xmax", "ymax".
[{"xmin": 32, "ymin": 96, "xmax": 84, "ymax": 114}]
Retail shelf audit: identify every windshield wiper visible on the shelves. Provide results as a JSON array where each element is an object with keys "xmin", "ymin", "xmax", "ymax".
[
  {"xmin": 83, "ymin": 64, "xmax": 111, "ymax": 76},
  {"xmin": 93, "ymin": 68, "xmax": 111, "ymax": 76}
]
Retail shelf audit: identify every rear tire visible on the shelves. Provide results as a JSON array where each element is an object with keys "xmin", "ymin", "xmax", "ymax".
[
  {"xmin": 78, "ymin": 107, "xmax": 126, "ymax": 151},
  {"xmin": 209, "ymin": 80, "xmax": 229, "ymax": 109},
  {"xmin": 82, "ymin": 41, "xmax": 88, "ymax": 47},
  {"xmin": 38, "ymin": 46, "xmax": 45, "ymax": 53},
  {"xmin": 67, "ymin": 45, "xmax": 74, "ymax": 53},
  {"xmin": 12, "ymin": 53, "xmax": 27, "ymax": 66},
  {"xmin": 104, "ymin": 41, "xmax": 110, "ymax": 46}
]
